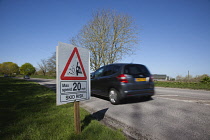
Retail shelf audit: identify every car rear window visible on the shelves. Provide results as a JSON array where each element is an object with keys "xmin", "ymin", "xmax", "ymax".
[{"xmin": 124, "ymin": 64, "xmax": 150, "ymax": 76}]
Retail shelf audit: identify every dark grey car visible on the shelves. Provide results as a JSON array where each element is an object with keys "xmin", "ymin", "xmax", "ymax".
[
  {"xmin": 91, "ymin": 63, "xmax": 155, "ymax": 104},
  {"xmin": 23, "ymin": 75, "xmax": 30, "ymax": 79}
]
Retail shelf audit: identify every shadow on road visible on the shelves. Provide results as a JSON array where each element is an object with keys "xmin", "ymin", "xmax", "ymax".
[
  {"xmin": 92, "ymin": 108, "xmax": 109, "ymax": 121},
  {"xmin": 91, "ymin": 94, "xmax": 153, "ymax": 105},
  {"xmin": 81, "ymin": 108, "xmax": 109, "ymax": 130}
]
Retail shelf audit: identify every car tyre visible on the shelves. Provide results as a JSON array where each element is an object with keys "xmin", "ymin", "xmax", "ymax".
[{"xmin": 109, "ymin": 88, "xmax": 120, "ymax": 105}]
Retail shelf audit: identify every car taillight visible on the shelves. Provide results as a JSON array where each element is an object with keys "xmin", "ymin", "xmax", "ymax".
[{"xmin": 117, "ymin": 74, "xmax": 128, "ymax": 83}]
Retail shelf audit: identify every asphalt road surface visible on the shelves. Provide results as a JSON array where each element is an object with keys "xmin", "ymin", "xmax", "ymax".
[{"xmin": 26, "ymin": 78, "xmax": 210, "ymax": 140}]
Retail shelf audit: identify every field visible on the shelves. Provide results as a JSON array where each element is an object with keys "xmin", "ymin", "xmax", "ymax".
[
  {"xmin": 155, "ymin": 81, "xmax": 210, "ymax": 90},
  {"xmin": 0, "ymin": 77, "xmax": 126, "ymax": 140}
]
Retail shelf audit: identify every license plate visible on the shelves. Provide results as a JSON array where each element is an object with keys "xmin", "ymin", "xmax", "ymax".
[{"xmin": 135, "ymin": 78, "xmax": 146, "ymax": 82}]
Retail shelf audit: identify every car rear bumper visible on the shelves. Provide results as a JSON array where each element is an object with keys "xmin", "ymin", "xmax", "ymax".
[{"xmin": 120, "ymin": 88, "xmax": 155, "ymax": 99}]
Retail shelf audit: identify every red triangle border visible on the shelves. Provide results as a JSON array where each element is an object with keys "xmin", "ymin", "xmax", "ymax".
[{"xmin": 60, "ymin": 47, "xmax": 87, "ymax": 80}]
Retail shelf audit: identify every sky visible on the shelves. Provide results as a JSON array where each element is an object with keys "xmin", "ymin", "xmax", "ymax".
[{"xmin": 0, "ymin": 0, "xmax": 209, "ymax": 78}]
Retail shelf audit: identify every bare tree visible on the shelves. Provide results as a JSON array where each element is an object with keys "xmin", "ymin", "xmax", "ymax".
[
  {"xmin": 38, "ymin": 59, "xmax": 48, "ymax": 76},
  {"xmin": 47, "ymin": 52, "xmax": 56, "ymax": 76},
  {"xmin": 70, "ymin": 9, "xmax": 139, "ymax": 71}
]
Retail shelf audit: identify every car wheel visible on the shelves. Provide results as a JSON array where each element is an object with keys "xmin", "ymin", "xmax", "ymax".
[{"xmin": 109, "ymin": 88, "xmax": 120, "ymax": 105}]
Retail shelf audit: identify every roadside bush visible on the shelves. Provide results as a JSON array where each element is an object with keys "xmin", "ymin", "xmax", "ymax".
[
  {"xmin": 176, "ymin": 74, "xmax": 210, "ymax": 83},
  {"xmin": 155, "ymin": 81, "xmax": 210, "ymax": 90},
  {"xmin": 200, "ymin": 76, "xmax": 210, "ymax": 84}
]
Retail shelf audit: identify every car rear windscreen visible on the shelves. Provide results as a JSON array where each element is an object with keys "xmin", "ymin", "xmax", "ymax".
[{"xmin": 124, "ymin": 64, "xmax": 150, "ymax": 76}]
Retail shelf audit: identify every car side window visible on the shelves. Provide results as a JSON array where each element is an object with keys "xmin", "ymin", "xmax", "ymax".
[
  {"xmin": 103, "ymin": 65, "xmax": 120, "ymax": 76},
  {"xmin": 113, "ymin": 65, "xmax": 120, "ymax": 74},
  {"xmin": 94, "ymin": 67, "xmax": 104, "ymax": 78},
  {"xmin": 103, "ymin": 66, "xmax": 113, "ymax": 76}
]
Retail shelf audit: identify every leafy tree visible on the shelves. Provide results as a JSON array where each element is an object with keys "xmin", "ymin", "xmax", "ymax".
[
  {"xmin": 20, "ymin": 63, "xmax": 36, "ymax": 75},
  {"xmin": 0, "ymin": 63, "xmax": 2, "ymax": 74},
  {"xmin": 70, "ymin": 9, "xmax": 139, "ymax": 71},
  {"xmin": 0, "ymin": 62, "xmax": 19, "ymax": 76}
]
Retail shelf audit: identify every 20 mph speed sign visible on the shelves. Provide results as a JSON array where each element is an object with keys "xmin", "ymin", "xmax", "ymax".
[{"xmin": 56, "ymin": 42, "xmax": 90, "ymax": 105}]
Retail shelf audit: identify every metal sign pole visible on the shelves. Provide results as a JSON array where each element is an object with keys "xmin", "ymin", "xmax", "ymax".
[{"xmin": 74, "ymin": 100, "xmax": 81, "ymax": 134}]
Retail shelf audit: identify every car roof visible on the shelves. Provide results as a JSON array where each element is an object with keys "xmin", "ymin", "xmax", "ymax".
[
  {"xmin": 93, "ymin": 63, "xmax": 146, "ymax": 71},
  {"xmin": 106, "ymin": 63, "xmax": 144, "ymax": 66}
]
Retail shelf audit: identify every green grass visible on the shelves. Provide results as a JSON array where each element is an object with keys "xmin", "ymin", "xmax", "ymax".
[
  {"xmin": 14, "ymin": 75, "xmax": 56, "ymax": 79},
  {"xmin": 155, "ymin": 81, "xmax": 210, "ymax": 90},
  {"xmin": 30, "ymin": 75, "xmax": 56, "ymax": 79},
  {"xmin": 0, "ymin": 77, "xmax": 126, "ymax": 140},
  {"xmin": 15, "ymin": 75, "xmax": 56, "ymax": 79}
]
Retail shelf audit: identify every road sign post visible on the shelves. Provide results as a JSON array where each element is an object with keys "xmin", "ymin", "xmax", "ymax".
[
  {"xmin": 74, "ymin": 101, "xmax": 81, "ymax": 134},
  {"xmin": 56, "ymin": 42, "xmax": 90, "ymax": 134}
]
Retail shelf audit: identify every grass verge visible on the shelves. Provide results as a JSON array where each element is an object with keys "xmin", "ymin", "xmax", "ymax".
[
  {"xmin": 0, "ymin": 77, "xmax": 126, "ymax": 140},
  {"xmin": 30, "ymin": 75, "xmax": 56, "ymax": 79},
  {"xmin": 155, "ymin": 81, "xmax": 210, "ymax": 90},
  {"xmin": 15, "ymin": 75, "xmax": 56, "ymax": 79}
]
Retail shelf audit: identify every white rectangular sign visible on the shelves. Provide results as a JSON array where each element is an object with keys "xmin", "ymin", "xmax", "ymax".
[{"xmin": 56, "ymin": 42, "xmax": 90, "ymax": 105}]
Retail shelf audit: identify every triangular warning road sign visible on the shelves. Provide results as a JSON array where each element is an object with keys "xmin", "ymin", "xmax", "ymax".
[{"xmin": 60, "ymin": 47, "xmax": 87, "ymax": 80}]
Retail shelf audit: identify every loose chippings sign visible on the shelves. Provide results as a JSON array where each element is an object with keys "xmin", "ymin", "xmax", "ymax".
[{"xmin": 56, "ymin": 42, "xmax": 90, "ymax": 105}]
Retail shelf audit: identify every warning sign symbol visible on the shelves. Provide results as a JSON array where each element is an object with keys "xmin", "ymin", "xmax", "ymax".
[{"xmin": 60, "ymin": 47, "xmax": 87, "ymax": 80}]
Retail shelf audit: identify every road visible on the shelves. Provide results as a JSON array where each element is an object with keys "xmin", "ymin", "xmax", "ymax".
[{"xmin": 26, "ymin": 78, "xmax": 210, "ymax": 140}]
